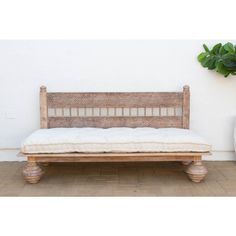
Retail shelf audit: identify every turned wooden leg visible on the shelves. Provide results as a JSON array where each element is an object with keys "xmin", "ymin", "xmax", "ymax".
[
  {"xmin": 23, "ymin": 161, "xmax": 44, "ymax": 184},
  {"xmin": 182, "ymin": 161, "xmax": 192, "ymax": 166},
  {"xmin": 186, "ymin": 161, "xmax": 208, "ymax": 183}
]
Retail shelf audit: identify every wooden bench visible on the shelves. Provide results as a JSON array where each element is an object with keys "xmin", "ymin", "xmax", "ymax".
[{"xmin": 21, "ymin": 85, "xmax": 210, "ymax": 184}]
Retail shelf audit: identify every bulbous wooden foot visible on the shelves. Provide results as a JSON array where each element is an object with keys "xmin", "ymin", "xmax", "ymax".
[
  {"xmin": 182, "ymin": 161, "xmax": 192, "ymax": 166},
  {"xmin": 186, "ymin": 161, "xmax": 208, "ymax": 183},
  {"xmin": 23, "ymin": 161, "xmax": 44, "ymax": 184}
]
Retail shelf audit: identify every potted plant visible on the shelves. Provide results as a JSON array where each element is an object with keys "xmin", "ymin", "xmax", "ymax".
[
  {"xmin": 198, "ymin": 42, "xmax": 236, "ymax": 77},
  {"xmin": 198, "ymin": 42, "xmax": 236, "ymax": 156}
]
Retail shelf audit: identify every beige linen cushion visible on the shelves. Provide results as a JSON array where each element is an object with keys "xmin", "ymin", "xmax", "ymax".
[{"xmin": 21, "ymin": 127, "xmax": 211, "ymax": 154}]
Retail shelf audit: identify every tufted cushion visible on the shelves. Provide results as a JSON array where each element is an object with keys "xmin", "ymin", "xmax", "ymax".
[{"xmin": 21, "ymin": 127, "xmax": 211, "ymax": 154}]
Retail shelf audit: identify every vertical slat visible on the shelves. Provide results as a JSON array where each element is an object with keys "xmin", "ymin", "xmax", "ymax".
[
  {"xmin": 40, "ymin": 86, "xmax": 48, "ymax": 128},
  {"xmin": 182, "ymin": 85, "xmax": 190, "ymax": 129}
]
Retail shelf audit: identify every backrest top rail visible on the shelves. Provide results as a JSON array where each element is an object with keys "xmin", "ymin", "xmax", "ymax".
[{"xmin": 40, "ymin": 85, "xmax": 190, "ymax": 129}]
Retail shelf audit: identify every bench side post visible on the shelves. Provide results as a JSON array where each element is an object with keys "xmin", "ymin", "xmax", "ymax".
[
  {"xmin": 182, "ymin": 85, "xmax": 190, "ymax": 129},
  {"xmin": 40, "ymin": 86, "xmax": 48, "ymax": 129}
]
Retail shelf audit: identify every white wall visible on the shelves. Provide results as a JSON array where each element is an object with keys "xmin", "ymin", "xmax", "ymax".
[{"xmin": 0, "ymin": 40, "xmax": 236, "ymax": 161}]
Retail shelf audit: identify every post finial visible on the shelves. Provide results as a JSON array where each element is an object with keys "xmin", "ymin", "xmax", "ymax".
[
  {"xmin": 40, "ymin": 86, "xmax": 47, "ymax": 93},
  {"xmin": 183, "ymin": 85, "xmax": 190, "ymax": 91}
]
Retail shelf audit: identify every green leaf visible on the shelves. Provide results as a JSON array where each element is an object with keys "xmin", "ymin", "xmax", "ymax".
[
  {"xmin": 222, "ymin": 53, "xmax": 236, "ymax": 60},
  {"xmin": 207, "ymin": 58, "xmax": 217, "ymax": 70},
  {"xmin": 216, "ymin": 62, "xmax": 229, "ymax": 76},
  {"xmin": 222, "ymin": 54, "xmax": 236, "ymax": 69},
  {"xmin": 197, "ymin": 52, "xmax": 208, "ymax": 62},
  {"xmin": 203, "ymin": 44, "xmax": 210, "ymax": 52},
  {"xmin": 223, "ymin": 60, "xmax": 236, "ymax": 69},
  {"xmin": 219, "ymin": 46, "xmax": 227, "ymax": 55},
  {"xmin": 224, "ymin": 72, "xmax": 231, "ymax": 77},
  {"xmin": 223, "ymin": 42, "xmax": 235, "ymax": 53},
  {"xmin": 201, "ymin": 57, "xmax": 212, "ymax": 68},
  {"xmin": 212, "ymin": 43, "xmax": 222, "ymax": 55}
]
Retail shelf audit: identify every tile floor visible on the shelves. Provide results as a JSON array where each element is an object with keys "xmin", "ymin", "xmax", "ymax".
[{"xmin": 0, "ymin": 161, "xmax": 236, "ymax": 196}]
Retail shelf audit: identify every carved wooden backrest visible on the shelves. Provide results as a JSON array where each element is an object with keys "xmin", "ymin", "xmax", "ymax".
[{"xmin": 40, "ymin": 86, "xmax": 190, "ymax": 129}]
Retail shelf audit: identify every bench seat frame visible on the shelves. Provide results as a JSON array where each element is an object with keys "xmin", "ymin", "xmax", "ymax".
[{"xmin": 22, "ymin": 85, "xmax": 210, "ymax": 183}]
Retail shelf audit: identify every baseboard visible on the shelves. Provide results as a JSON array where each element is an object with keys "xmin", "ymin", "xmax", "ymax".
[
  {"xmin": 0, "ymin": 148, "xmax": 235, "ymax": 161},
  {"xmin": 0, "ymin": 149, "xmax": 26, "ymax": 161},
  {"xmin": 203, "ymin": 151, "xmax": 236, "ymax": 161}
]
